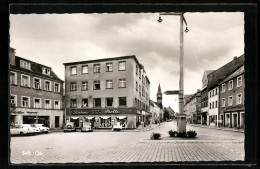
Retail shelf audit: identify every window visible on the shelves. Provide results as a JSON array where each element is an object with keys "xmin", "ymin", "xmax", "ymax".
[
  {"xmin": 34, "ymin": 98, "xmax": 41, "ymax": 108},
  {"xmin": 45, "ymin": 99, "xmax": 51, "ymax": 109},
  {"xmin": 228, "ymin": 96, "xmax": 233, "ymax": 106},
  {"xmin": 106, "ymin": 98, "xmax": 113, "ymax": 107},
  {"xmin": 139, "ymin": 85, "xmax": 141, "ymax": 95},
  {"xmin": 33, "ymin": 78, "xmax": 41, "ymax": 89},
  {"xmin": 82, "ymin": 65, "xmax": 88, "ymax": 74},
  {"xmin": 237, "ymin": 76, "xmax": 242, "ymax": 87},
  {"xmin": 222, "ymin": 98, "xmax": 225, "ymax": 107},
  {"xmin": 106, "ymin": 80, "xmax": 113, "ymax": 89},
  {"xmin": 236, "ymin": 93, "xmax": 242, "ymax": 105},
  {"xmin": 70, "ymin": 82, "xmax": 77, "ymax": 91},
  {"xmin": 94, "ymin": 98, "xmax": 101, "ymax": 107},
  {"xmin": 94, "ymin": 81, "xmax": 100, "ymax": 90},
  {"xmin": 70, "ymin": 99, "xmax": 77, "ymax": 108},
  {"xmin": 212, "ymin": 90, "xmax": 214, "ymax": 96},
  {"xmin": 82, "ymin": 99, "xmax": 88, "ymax": 107},
  {"xmin": 209, "ymin": 103, "xmax": 211, "ymax": 109},
  {"xmin": 215, "ymin": 88, "xmax": 218, "ymax": 95},
  {"xmin": 44, "ymin": 80, "xmax": 51, "ymax": 91},
  {"xmin": 136, "ymin": 82, "xmax": 138, "ymax": 91},
  {"xmin": 228, "ymin": 80, "xmax": 233, "ymax": 90},
  {"xmin": 10, "ymin": 72, "xmax": 17, "ymax": 85},
  {"xmin": 71, "ymin": 67, "xmax": 77, "ymax": 75},
  {"xmin": 42, "ymin": 67, "xmax": 50, "ymax": 75},
  {"xmin": 136, "ymin": 65, "xmax": 138, "ymax": 75},
  {"xmin": 119, "ymin": 97, "xmax": 127, "ymax": 107},
  {"xmin": 215, "ymin": 101, "xmax": 217, "ymax": 108},
  {"xmin": 54, "ymin": 83, "xmax": 60, "ymax": 93},
  {"xmin": 10, "ymin": 95, "xmax": 17, "ymax": 107},
  {"xmin": 118, "ymin": 61, "xmax": 126, "ymax": 71},
  {"xmin": 212, "ymin": 102, "xmax": 214, "ymax": 108},
  {"xmin": 139, "ymin": 69, "xmax": 141, "ymax": 79},
  {"xmin": 93, "ymin": 64, "xmax": 100, "ymax": 73},
  {"xmin": 222, "ymin": 84, "xmax": 226, "ymax": 93},
  {"xmin": 20, "ymin": 60, "xmax": 31, "ymax": 70},
  {"xmin": 21, "ymin": 74, "xmax": 30, "ymax": 87},
  {"xmin": 209, "ymin": 91, "xmax": 211, "ymax": 97},
  {"xmin": 119, "ymin": 79, "xmax": 126, "ymax": 88},
  {"xmin": 106, "ymin": 63, "xmax": 113, "ymax": 72},
  {"xmin": 21, "ymin": 96, "xmax": 30, "ymax": 108},
  {"xmin": 82, "ymin": 82, "xmax": 88, "ymax": 91},
  {"xmin": 54, "ymin": 100, "xmax": 60, "ymax": 109}
]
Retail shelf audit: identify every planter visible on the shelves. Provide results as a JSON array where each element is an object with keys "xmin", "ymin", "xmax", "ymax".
[
  {"xmin": 150, "ymin": 132, "xmax": 161, "ymax": 140},
  {"xmin": 168, "ymin": 130, "xmax": 177, "ymax": 137}
]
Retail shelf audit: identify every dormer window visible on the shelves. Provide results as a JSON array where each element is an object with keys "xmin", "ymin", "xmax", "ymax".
[
  {"xmin": 43, "ymin": 67, "xmax": 51, "ymax": 75},
  {"xmin": 20, "ymin": 60, "xmax": 31, "ymax": 70}
]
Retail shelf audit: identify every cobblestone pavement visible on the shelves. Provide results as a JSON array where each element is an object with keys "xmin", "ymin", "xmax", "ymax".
[{"xmin": 10, "ymin": 121, "xmax": 244, "ymax": 163}]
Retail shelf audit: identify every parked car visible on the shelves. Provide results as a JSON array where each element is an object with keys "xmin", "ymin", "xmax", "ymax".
[
  {"xmin": 10, "ymin": 124, "xmax": 36, "ymax": 136},
  {"xmin": 31, "ymin": 124, "xmax": 50, "ymax": 134},
  {"xmin": 64, "ymin": 122, "xmax": 76, "ymax": 132},
  {"xmin": 30, "ymin": 124, "xmax": 41, "ymax": 134},
  {"xmin": 81, "ymin": 122, "xmax": 93, "ymax": 132},
  {"xmin": 112, "ymin": 122, "xmax": 122, "ymax": 131}
]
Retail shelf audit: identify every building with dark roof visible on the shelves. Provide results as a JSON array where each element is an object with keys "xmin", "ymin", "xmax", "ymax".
[
  {"xmin": 9, "ymin": 48, "xmax": 64, "ymax": 129},
  {"xmin": 183, "ymin": 90, "xmax": 201, "ymax": 124}
]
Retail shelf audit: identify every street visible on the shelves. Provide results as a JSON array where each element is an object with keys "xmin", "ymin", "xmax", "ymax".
[{"xmin": 10, "ymin": 121, "xmax": 244, "ymax": 163}]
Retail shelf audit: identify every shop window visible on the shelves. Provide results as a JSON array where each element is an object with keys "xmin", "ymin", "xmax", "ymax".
[
  {"xmin": 106, "ymin": 98, "xmax": 113, "ymax": 107},
  {"xmin": 222, "ymin": 83, "xmax": 226, "ymax": 93},
  {"xmin": 10, "ymin": 95, "xmax": 17, "ymax": 107},
  {"xmin": 21, "ymin": 74, "xmax": 30, "ymax": 87},
  {"xmin": 20, "ymin": 60, "xmax": 31, "ymax": 70},
  {"xmin": 82, "ymin": 82, "xmax": 88, "ymax": 91},
  {"xmin": 42, "ymin": 67, "xmax": 50, "ymax": 75},
  {"xmin": 118, "ymin": 61, "xmax": 126, "ymax": 71},
  {"xmin": 229, "ymin": 80, "xmax": 233, "ymax": 90},
  {"xmin": 21, "ymin": 96, "xmax": 30, "ymax": 108},
  {"xmin": 100, "ymin": 117, "xmax": 111, "ymax": 128},
  {"xmin": 116, "ymin": 117, "xmax": 127, "ymax": 127},
  {"xmin": 93, "ymin": 64, "xmax": 100, "ymax": 73},
  {"xmin": 82, "ymin": 99, "xmax": 88, "ymax": 108},
  {"xmin": 106, "ymin": 63, "xmax": 113, "ymax": 72},
  {"xmin": 119, "ymin": 97, "xmax": 127, "ymax": 107},
  {"xmin": 34, "ymin": 78, "xmax": 41, "ymax": 89},
  {"xmin": 236, "ymin": 93, "xmax": 242, "ymax": 105},
  {"xmin": 54, "ymin": 100, "xmax": 60, "ymax": 109},
  {"xmin": 71, "ymin": 99, "xmax": 77, "ymax": 108},
  {"xmin": 44, "ymin": 80, "xmax": 51, "ymax": 91},
  {"xmin": 71, "ymin": 66, "xmax": 77, "ymax": 75},
  {"xmin": 54, "ymin": 83, "xmax": 60, "ymax": 93},
  {"xmin": 70, "ymin": 82, "xmax": 77, "ymax": 91},
  {"xmin": 118, "ymin": 79, "xmax": 126, "ymax": 88},
  {"xmin": 228, "ymin": 96, "xmax": 233, "ymax": 106},
  {"xmin": 10, "ymin": 72, "xmax": 17, "ymax": 85},
  {"xmin": 94, "ymin": 81, "xmax": 100, "ymax": 90},
  {"xmin": 45, "ymin": 99, "xmax": 51, "ymax": 109},
  {"xmin": 106, "ymin": 80, "xmax": 113, "ymax": 89},
  {"xmin": 82, "ymin": 65, "xmax": 88, "ymax": 74},
  {"xmin": 34, "ymin": 98, "xmax": 41, "ymax": 108},
  {"xmin": 237, "ymin": 76, "xmax": 242, "ymax": 87},
  {"xmin": 94, "ymin": 98, "xmax": 101, "ymax": 107}
]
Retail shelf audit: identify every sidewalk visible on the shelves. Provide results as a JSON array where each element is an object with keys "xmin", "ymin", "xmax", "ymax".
[{"xmin": 188, "ymin": 123, "xmax": 244, "ymax": 133}]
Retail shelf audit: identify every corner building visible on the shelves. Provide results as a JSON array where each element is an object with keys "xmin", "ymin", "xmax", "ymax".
[{"xmin": 64, "ymin": 55, "xmax": 150, "ymax": 129}]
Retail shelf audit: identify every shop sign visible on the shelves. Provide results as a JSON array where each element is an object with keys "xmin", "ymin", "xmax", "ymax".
[
  {"xmin": 70, "ymin": 108, "xmax": 136, "ymax": 115},
  {"xmin": 104, "ymin": 110, "xmax": 120, "ymax": 114},
  {"xmin": 72, "ymin": 110, "xmax": 102, "ymax": 115}
]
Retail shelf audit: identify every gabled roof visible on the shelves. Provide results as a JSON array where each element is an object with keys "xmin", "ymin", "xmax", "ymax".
[
  {"xmin": 219, "ymin": 65, "xmax": 244, "ymax": 84},
  {"xmin": 157, "ymin": 83, "xmax": 162, "ymax": 95},
  {"xmin": 207, "ymin": 54, "xmax": 244, "ymax": 90}
]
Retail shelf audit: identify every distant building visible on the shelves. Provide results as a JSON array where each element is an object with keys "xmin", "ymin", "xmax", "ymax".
[
  {"xmin": 149, "ymin": 100, "xmax": 161, "ymax": 123},
  {"xmin": 63, "ymin": 55, "xmax": 151, "ymax": 129},
  {"xmin": 9, "ymin": 47, "xmax": 64, "ymax": 129},
  {"xmin": 183, "ymin": 90, "xmax": 201, "ymax": 124},
  {"xmin": 156, "ymin": 83, "xmax": 163, "ymax": 109},
  {"xmin": 166, "ymin": 106, "xmax": 175, "ymax": 119}
]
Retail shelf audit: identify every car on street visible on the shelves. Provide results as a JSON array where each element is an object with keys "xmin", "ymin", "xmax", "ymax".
[
  {"xmin": 10, "ymin": 124, "xmax": 37, "ymax": 136},
  {"xmin": 81, "ymin": 122, "xmax": 93, "ymax": 132},
  {"xmin": 31, "ymin": 124, "xmax": 50, "ymax": 134},
  {"xmin": 30, "ymin": 125, "xmax": 41, "ymax": 134},
  {"xmin": 64, "ymin": 122, "xmax": 76, "ymax": 132},
  {"xmin": 112, "ymin": 122, "xmax": 122, "ymax": 131}
]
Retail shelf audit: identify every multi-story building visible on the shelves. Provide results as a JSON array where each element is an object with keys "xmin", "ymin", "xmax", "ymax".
[
  {"xmin": 219, "ymin": 65, "xmax": 244, "ymax": 128},
  {"xmin": 9, "ymin": 47, "xmax": 64, "ymax": 129},
  {"xmin": 208, "ymin": 85, "xmax": 219, "ymax": 126},
  {"xmin": 63, "ymin": 55, "xmax": 150, "ymax": 129},
  {"xmin": 149, "ymin": 100, "xmax": 161, "ymax": 123},
  {"xmin": 183, "ymin": 90, "xmax": 201, "ymax": 124}
]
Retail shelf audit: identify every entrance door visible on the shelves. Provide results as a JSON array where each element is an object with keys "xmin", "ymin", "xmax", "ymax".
[
  {"xmin": 225, "ymin": 113, "xmax": 230, "ymax": 127},
  {"xmin": 240, "ymin": 112, "xmax": 245, "ymax": 129},
  {"xmin": 55, "ymin": 116, "xmax": 59, "ymax": 128},
  {"xmin": 232, "ymin": 113, "xmax": 238, "ymax": 128}
]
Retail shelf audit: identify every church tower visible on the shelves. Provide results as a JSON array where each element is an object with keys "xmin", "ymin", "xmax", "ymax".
[{"xmin": 157, "ymin": 83, "xmax": 163, "ymax": 109}]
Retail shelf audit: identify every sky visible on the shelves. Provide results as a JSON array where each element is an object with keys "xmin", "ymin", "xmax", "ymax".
[{"xmin": 9, "ymin": 12, "xmax": 244, "ymax": 112}]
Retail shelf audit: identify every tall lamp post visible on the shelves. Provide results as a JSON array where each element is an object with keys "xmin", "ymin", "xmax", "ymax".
[{"xmin": 158, "ymin": 13, "xmax": 189, "ymax": 135}]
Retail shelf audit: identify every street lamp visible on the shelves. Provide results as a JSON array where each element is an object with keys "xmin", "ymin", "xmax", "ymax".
[{"xmin": 158, "ymin": 12, "xmax": 189, "ymax": 135}]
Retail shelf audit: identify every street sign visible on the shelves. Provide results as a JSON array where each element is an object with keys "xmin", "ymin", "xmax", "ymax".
[{"xmin": 164, "ymin": 90, "xmax": 179, "ymax": 95}]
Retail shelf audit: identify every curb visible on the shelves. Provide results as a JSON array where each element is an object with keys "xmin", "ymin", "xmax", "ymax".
[
  {"xmin": 139, "ymin": 139, "xmax": 244, "ymax": 143},
  {"xmin": 189, "ymin": 124, "xmax": 244, "ymax": 133}
]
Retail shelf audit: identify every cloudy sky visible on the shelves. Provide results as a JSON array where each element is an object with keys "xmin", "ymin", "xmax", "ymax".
[{"xmin": 9, "ymin": 12, "xmax": 244, "ymax": 112}]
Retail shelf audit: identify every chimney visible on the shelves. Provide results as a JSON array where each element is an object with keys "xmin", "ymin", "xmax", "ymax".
[
  {"xmin": 9, "ymin": 47, "xmax": 16, "ymax": 65},
  {"xmin": 233, "ymin": 56, "xmax": 237, "ymax": 60}
]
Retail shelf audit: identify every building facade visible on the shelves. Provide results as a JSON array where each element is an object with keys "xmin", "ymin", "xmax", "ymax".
[
  {"xmin": 63, "ymin": 55, "xmax": 151, "ymax": 129},
  {"xmin": 219, "ymin": 66, "xmax": 244, "ymax": 129},
  {"xmin": 9, "ymin": 48, "xmax": 64, "ymax": 129},
  {"xmin": 208, "ymin": 86, "xmax": 219, "ymax": 126},
  {"xmin": 184, "ymin": 90, "xmax": 201, "ymax": 124}
]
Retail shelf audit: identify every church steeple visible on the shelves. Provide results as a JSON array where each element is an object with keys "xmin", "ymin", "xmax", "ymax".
[{"xmin": 157, "ymin": 83, "xmax": 163, "ymax": 109}]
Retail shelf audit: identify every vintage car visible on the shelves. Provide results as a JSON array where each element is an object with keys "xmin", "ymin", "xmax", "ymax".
[
  {"xmin": 31, "ymin": 124, "xmax": 50, "ymax": 134},
  {"xmin": 81, "ymin": 122, "xmax": 93, "ymax": 132},
  {"xmin": 10, "ymin": 124, "xmax": 37, "ymax": 136},
  {"xmin": 112, "ymin": 122, "xmax": 122, "ymax": 131},
  {"xmin": 30, "ymin": 124, "xmax": 41, "ymax": 134},
  {"xmin": 64, "ymin": 122, "xmax": 76, "ymax": 132}
]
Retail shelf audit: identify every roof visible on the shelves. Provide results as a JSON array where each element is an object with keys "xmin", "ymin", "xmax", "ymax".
[
  {"xmin": 157, "ymin": 83, "xmax": 162, "ymax": 95},
  {"xmin": 219, "ymin": 65, "xmax": 244, "ymax": 84},
  {"xmin": 207, "ymin": 54, "xmax": 244, "ymax": 90},
  {"xmin": 167, "ymin": 106, "xmax": 175, "ymax": 115}
]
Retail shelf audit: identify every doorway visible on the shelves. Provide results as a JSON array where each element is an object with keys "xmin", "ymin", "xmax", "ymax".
[{"xmin": 55, "ymin": 116, "xmax": 60, "ymax": 128}]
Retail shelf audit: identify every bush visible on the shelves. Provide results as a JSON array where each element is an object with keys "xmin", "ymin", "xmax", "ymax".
[
  {"xmin": 186, "ymin": 130, "xmax": 197, "ymax": 138},
  {"xmin": 150, "ymin": 132, "xmax": 161, "ymax": 140},
  {"xmin": 168, "ymin": 130, "xmax": 177, "ymax": 137}
]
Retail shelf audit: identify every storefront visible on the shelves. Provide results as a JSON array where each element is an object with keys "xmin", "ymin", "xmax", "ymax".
[
  {"xmin": 66, "ymin": 107, "xmax": 138, "ymax": 129},
  {"xmin": 224, "ymin": 110, "xmax": 244, "ymax": 129}
]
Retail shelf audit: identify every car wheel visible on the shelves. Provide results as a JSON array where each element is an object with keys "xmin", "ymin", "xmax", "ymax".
[
  {"xmin": 20, "ymin": 132, "xmax": 23, "ymax": 136},
  {"xmin": 45, "ymin": 131, "xmax": 48, "ymax": 134}
]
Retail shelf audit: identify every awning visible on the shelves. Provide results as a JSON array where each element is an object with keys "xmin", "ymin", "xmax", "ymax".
[
  {"xmin": 116, "ymin": 116, "xmax": 127, "ymax": 119},
  {"xmin": 70, "ymin": 117, "xmax": 79, "ymax": 119},
  {"xmin": 85, "ymin": 117, "xmax": 95, "ymax": 119},
  {"xmin": 100, "ymin": 116, "xmax": 110, "ymax": 119}
]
